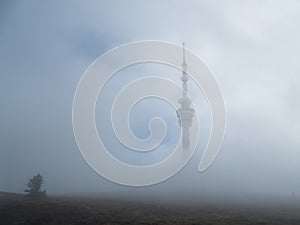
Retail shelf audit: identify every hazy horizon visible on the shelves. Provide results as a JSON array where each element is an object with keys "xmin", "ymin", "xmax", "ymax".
[{"xmin": 1, "ymin": 0, "xmax": 300, "ymax": 202}]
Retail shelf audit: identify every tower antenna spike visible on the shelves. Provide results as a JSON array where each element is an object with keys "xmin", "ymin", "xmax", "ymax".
[{"xmin": 183, "ymin": 42, "xmax": 186, "ymax": 65}]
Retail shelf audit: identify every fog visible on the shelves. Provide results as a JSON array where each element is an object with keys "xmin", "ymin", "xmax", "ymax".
[{"xmin": 1, "ymin": 0, "xmax": 300, "ymax": 203}]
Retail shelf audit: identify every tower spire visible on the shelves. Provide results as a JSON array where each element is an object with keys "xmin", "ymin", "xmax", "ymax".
[
  {"xmin": 181, "ymin": 42, "xmax": 188, "ymax": 98},
  {"xmin": 182, "ymin": 42, "xmax": 186, "ymax": 65}
]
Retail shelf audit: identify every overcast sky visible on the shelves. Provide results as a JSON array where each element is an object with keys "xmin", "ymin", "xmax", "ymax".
[{"xmin": 1, "ymin": 0, "xmax": 300, "ymax": 198}]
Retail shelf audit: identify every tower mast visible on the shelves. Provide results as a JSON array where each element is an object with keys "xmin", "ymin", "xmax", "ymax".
[{"xmin": 182, "ymin": 42, "xmax": 188, "ymax": 98}]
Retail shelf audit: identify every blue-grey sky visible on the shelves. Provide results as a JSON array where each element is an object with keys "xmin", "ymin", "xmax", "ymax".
[{"xmin": 1, "ymin": 0, "xmax": 300, "ymax": 198}]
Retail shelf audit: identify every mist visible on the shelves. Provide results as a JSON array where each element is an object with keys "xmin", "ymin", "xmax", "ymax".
[{"xmin": 1, "ymin": 0, "xmax": 300, "ymax": 206}]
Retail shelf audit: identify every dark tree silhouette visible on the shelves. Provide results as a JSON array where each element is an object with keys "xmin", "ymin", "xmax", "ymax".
[{"xmin": 25, "ymin": 173, "xmax": 47, "ymax": 197}]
